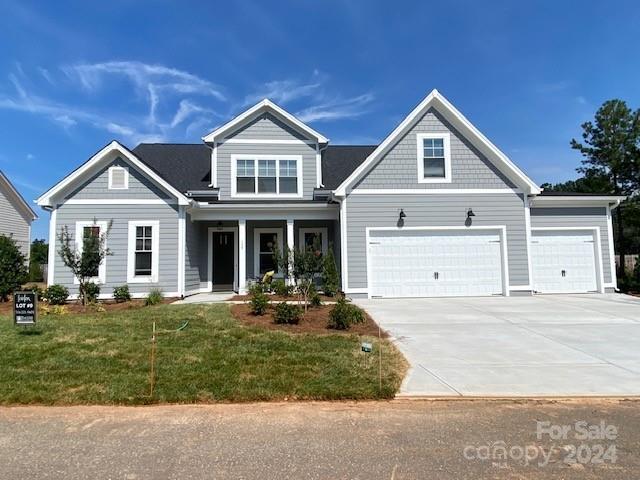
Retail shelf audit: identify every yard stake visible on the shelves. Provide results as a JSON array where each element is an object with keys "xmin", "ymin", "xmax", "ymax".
[
  {"xmin": 149, "ymin": 321, "xmax": 157, "ymax": 398},
  {"xmin": 378, "ymin": 324, "xmax": 382, "ymax": 394}
]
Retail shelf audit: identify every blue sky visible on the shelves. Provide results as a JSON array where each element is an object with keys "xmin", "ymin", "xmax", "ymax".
[{"xmin": 1, "ymin": 0, "xmax": 639, "ymax": 241}]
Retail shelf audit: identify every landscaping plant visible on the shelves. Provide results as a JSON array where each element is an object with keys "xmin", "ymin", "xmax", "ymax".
[
  {"xmin": 249, "ymin": 288, "xmax": 269, "ymax": 315},
  {"xmin": 113, "ymin": 285, "xmax": 132, "ymax": 303},
  {"xmin": 57, "ymin": 219, "xmax": 112, "ymax": 305},
  {"xmin": 321, "ymin": 247, "xmax": 340, "ymax": 296},
  {"xmin": 274, "ymin": 242, "xmax": 323, "ymax": 313},
  {"xmin": 84, "ymin": 282, "xmax": 100, "ymax": 304},
  {"xmin": 44, "ymin": 284, "xmax": 69, "ymax": 305},
  {"xmin": 273, "ymin": 302, "xmax": 302, "ymax": 325},
  {"xmin": 0, "ymin": 234, "xmax": 28, "ymax": 301},
  {"xmin": 271, "ymin": 279, "xmax": 293, "ymax": 297},
  {"xmin": 145, "ymin": 289, "xmax": 164, "ymax": 306},
  {"xmin": 328, "ymin": 298, "xmax": 365, "ymax": 330}
]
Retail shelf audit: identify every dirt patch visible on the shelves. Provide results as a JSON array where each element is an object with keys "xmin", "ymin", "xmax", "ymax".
[
  {"xmin": 230, "ymin": 303, "xmax": 388, "ymax": 337},
  {"xmin": 231, "ymin": 293, "xmax": 337, "ymax": 302},
  {"xmin": 0, "ymin": 298, "xmax": 176, "ymax": 316}
]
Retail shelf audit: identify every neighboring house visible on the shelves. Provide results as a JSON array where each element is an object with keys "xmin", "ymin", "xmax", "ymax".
[
  {"xmin": 37, "ymin": 90, "xmax": 624, "ymax": 299},
  {"xmin": 0, "ymin": 170, "xmax": 37, "ymax": 258}
]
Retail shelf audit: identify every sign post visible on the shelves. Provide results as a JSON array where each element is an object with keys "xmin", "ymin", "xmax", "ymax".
[{"xmin": 14, "ymin": 291, "xmax": 37, "ymax": 326}]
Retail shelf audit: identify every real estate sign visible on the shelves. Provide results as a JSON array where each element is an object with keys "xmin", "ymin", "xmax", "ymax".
[{"xmin": 14, "ymin": 292, "xmax": 37, "ymax": 325}]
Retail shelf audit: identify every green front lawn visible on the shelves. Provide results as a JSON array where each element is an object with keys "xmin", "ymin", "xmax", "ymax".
[{"xmin": 0, "ymin": 304, "xmax": 406, "ymax": 405}]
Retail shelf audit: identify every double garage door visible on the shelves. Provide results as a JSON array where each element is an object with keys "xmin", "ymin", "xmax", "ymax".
[
  {"xmin": 531, "ymin": 230, "xmax": 599, "ymax": 294},
  {"xmin": 368, "ymin": 229, "xmax": 505, "ymax": 298}
]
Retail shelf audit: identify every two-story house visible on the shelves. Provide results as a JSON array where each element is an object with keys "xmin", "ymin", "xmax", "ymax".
[
  {"xmin": 1, "ymin": 170, "xmax": 37, "ymax": 258},
  {"xmin": 37, "ymin": 90, "xmax": 624, "ymax": 299}
]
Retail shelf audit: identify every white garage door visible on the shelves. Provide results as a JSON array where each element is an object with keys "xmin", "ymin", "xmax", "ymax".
[
  {"xmin": 531, "ymin": 230, "xmax": 598, "ymax": 294},
  {"xmin": 368, "ymin": 229, "xmax": 504, "ymax": 298}
]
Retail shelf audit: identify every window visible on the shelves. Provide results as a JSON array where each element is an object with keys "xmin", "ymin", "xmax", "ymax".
[
  {"xmin": 74, "ymin": 221, "xmax": 108, "ymax": 284},
  {"xmin": 127, "ymin": 221, "xmax": 159, "ymax": 283},
  {"xmin": 253, "ymin": 228, "xmax": 283, "ymax": 276},
  {"xmin": 108, "ymin": 166, "xmax": 129, "ymax": 190},
  {"xmin": 416, "ymin": 133, "xmax": 451, "ymax": 183},
  {"xmin": 298, "ymin": 227, "xmax": 328, "ymax": 256},
  {"xmin": 232, "ymin": 156, "xmax": 302, "ymax": 197}
]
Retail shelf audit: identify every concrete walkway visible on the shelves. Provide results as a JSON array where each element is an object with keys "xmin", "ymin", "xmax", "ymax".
[
  {"xmin": 355, "ymin": 294, "xmax": 640, "ymax": 397},
  {"xmin": 172, "ymin": 292, "xmax": 234, "ymax": 304}
]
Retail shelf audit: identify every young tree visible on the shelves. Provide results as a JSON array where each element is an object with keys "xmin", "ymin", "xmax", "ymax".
[
  {"xmin": 0, "ymin": 234, "xmax": 28, "ymax": 301},
  {"xmin": 570, "ymin": 99, "xmax": 640, "ymax": 275},
  {"xmin": 57, "ymin": 220, "xmax": 112, "ymax": 305},
  {"xmin": 274, "ymin": 241, "xmax": 324, "ymax": 313},
  {"xmin": 321, "ymin": 246, "xmax": 340, "ymax": 296}
]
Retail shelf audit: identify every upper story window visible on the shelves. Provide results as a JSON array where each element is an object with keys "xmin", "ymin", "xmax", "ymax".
[
  {"xmin": 231, "ymin": 155, "xmax": 302, "ymax": 197},
  {"xmin": 108, "ymin": 166, "xmax": 129, "ymax": 190},
  {"xmin": 416, "ymin": 133, "xmax": 451, "ymax": 183}
]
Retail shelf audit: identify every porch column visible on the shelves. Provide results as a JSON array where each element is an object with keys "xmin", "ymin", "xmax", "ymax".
[
  {"xmin": 238, "ymin": 219, "xmax": 247, "ymax": 294},
  {"xmin": 286, "ymin": 218, "xmax": 295, "ymax": 285}
]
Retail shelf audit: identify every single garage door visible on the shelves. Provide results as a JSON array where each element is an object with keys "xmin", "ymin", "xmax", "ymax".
[
  {"xmin": 531, "ymin": 230, "xmax": 599, "ymax": 294},
  {"xmin": 368, "ymin": 229, "xmax": 505, "ymax": 298}
]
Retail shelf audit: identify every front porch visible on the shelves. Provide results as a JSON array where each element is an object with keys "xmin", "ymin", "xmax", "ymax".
[{"xmin": 185, "ymin": 203, "xmax": 340, "ymax": 295}]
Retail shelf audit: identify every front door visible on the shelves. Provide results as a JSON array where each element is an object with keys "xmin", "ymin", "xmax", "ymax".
[{"xmin": 212, "ymin": 231, "xmax": 234, "ymax": 290}]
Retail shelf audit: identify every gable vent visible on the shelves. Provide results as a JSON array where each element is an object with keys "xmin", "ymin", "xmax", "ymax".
[{"xmin": 108, "ymin": 166, "xmax": 129, "ymax": 190}]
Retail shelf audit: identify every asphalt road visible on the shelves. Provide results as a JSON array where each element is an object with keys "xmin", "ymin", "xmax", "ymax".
[{"xmin": 1, "ymin": 400, "xmax": 638, "ymax": 479}]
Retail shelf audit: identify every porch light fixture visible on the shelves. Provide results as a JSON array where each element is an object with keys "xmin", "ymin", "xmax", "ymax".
[
  {"xmin": 399, "ymin": 209, "xmax": 407, "ymax": 221},
  {"xmin": 467, "ymin": 208, "xmax": 475, "ymax": 218},
  {"xmin": 216, "ymin": 221, "xmax": 223, "ymax": 231}
]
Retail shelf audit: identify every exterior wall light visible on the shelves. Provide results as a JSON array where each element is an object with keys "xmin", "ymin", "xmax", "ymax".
[
  {"xmin": 467, "ymin": 208, "xmax": 475, "ymax": 218},
  {"xmin": 399, "ymin": 209, "xmax": 407, "ymax": 220}
]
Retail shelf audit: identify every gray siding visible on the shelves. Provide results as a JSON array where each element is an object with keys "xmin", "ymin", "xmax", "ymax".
[
  {"xmin": 184, "ymin": 213, "xmax": 201, "ymax": 293},
  {"xmin": 0, "ymin": 184, "xmax": 31, "ymax": 257},
  {"xmin": 344, "ymin": 193, "xmax": 529, "ymax": 289},
  {"xmin": 216, "ymin": 143, "xmax": 317, "ymax": 200},
  {"xmin": 226, "ymin": 113, "xmax": 309, "ymax": 141},
  {"xmin": 355, "ymin": 108, "xmax": 516, "ymax": 190},
  {"xmin": 530, "ymin": 207, "xmax": 612, "ymax": 284},
  {"xmin": 52, "ymin": 203, "xmax": 179, "ymax": 297},
  {"xmin": 65, "ymin": 155, "xmax": 171, "ymax": 200}
]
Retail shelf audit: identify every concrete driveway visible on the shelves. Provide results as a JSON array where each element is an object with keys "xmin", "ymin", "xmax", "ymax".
[{"xmin": 355, "ymin": 294, "xmax": 640, "ymax": 397}]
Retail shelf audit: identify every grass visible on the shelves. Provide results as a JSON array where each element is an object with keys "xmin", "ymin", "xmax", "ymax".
[{"xmin": 0, "ymin": 304, "xmax": 406, "ymax": 405}]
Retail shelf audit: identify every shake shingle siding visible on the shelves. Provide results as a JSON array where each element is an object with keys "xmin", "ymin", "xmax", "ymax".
[
  {"xmin": 226, "ymin": 113, "xmax": 309, "ymax": 141},
  {"xmin": 344, "ymin": 193, "xmax": 529, "ymax": 289},
  {"xmin": 530, "ymin": 207, "xmax": 612, "ymax": 284},
  {"xmin": 355, "ymin": 108, "xmax": 516, "ymax": 190}
]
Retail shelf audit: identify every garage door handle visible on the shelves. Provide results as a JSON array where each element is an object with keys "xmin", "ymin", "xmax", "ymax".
[
  {"xmin": 561, "ymin": 269, "xmax": 566, "ymax": 277},
  {"xmin": 434, "ymin": 272, "xmax": 439, "ymax": 280}
]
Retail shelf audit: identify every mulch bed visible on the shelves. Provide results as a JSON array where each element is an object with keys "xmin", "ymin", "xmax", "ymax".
[
  {"xmin": 230, "ymin": 303, "xmax": 388, "ymax": 337},
  {"xmin": 0, "ymin": 298, "xmax": 176, "ymax": 316},
  {"xmin": 231, "ymin": 293, "xmax": 337, "ymax": 302}
]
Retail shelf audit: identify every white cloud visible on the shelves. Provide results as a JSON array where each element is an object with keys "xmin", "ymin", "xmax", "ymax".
[
  {"xmin": 295, "ymin": 93, "xmax": 374, "ymax": 122},
  {"xmin": 244, "ymin": 78, "xmax": 322, "ymax": 106}
]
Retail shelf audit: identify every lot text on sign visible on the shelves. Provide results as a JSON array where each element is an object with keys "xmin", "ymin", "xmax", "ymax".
[{"xmin": 14, "ymin": 292, "xmax": 37, "ymax": 325}]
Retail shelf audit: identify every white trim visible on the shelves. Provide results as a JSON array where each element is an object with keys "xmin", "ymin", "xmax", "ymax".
[
  {"xmin": 238, "ymin": 219, "xmax": 247, "ymax": 293},
  {"xmin": 178, "ymin": 207, "xmax": 186, "ymax": 296},
  {"xmin": 127, "ymin": 221, "xmax": 160, "ymax": 284},
  {"xmin": 64, "ymin": 199, "xmax": 177, "ymax": 205},
  {"xmin": 74, "ymin": 221, "xmax": 108, "ymax": 285},
  {"xmin": 530, "ymin": 196, "xmax": 626, "ymax": 207},
  {"xmin": 334, "ymin": 89, "xmax": 540, "ymax": 196},
  {"xmin": 230, "ymin": 154, "xmax": 303, "ymax": 199},
  {"xmin": 286, "ymin": 219, "xmax": 295, "ymax": 285},
  {"xmin": 298, "ymin": 227, "xmax": 328, "ymax": 254},
  {"xmin": 524, "ymin": 195, "xmax": 534, "ymax": 289},
  {"xmin": 211, "ymin": 142, "xmax": 218, "ymax": 188},
  {"xmin": 530, "ymin": 227, "xmax": 605, "ymax": 294},
  {"xmin": 350, "ymin": 188, "xmax": 521, "ymax": 195},
  {"xmin": 253, "ymin": 227, "xmax": 284, "ymax": 278},
  {"xmin": 194, "ymin": 202, "xmax": 336, "ymax": 210},
  {"xmin": 189, "ymin": 207, "xmax": 338, "ymax": 222},
  {"xmin": 364, "ymin": 225, "xmax": 510, "ymax": 299},
  {"xmin": 0, "ymin": 171, "xmax": 38, "ymax": 220},
  {"xmin": 416, "ymin": 133, "xmax": 451, "ymax": 183},
  {"xmin": 345, "ymin": 288, "xmax": 368, "ymax": 294},
  {"xmin": 107, "ymin": 166, "xmax": 129, "ymax": 190},
  {"xmin": 37, "ymin": 141, "xmax": 190, "ymax": 207},
  {"xmin": 315, "ymin": 144, "xmax": 322, "ymax": 188},
  {"xmin": 510, "ymin": 285, "xmax": 532, "ymax": 291},
  {"xmin": 47, "ymin": 208, "xmax": 57, "ymax": 285},
  {"xmin": 219, "ymin": 138, "xmax": 316, "ymax": 145},
  {"xmin": 606, "ymin": 205, "xmax": 617, "ymax": 289},
  {"xmin": 207, "ymin": 226, "xmax": 239, "ymax": 292},
  {"xmin": 339, "ymin": 198, "xmax": 348, "ymax": 292},
  {"xmin": 202, "ymin": 98, "xmax": 329, "ymax": 144}
]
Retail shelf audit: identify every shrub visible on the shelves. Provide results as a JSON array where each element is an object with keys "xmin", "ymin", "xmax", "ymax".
[
  {"xmin": 248, "ymin": 282, "xmax": 267, "ymax": 296},
  {"xmin": 83, "ymin": 282, "xmax": 100, "ymax": 304},
  {"xmin": 0, "ymin": 234, "xmax": 28, "ymax": 301},
  {"xmin": 310, "ymin": 292, "xmax": 322, "ymax": 308},
  {"xmin": 145, "ymin": 289, "xmax": 164, "ymax": 306},
  {"xmin": 250, "ymin": 290, "xmax": 269, "ymax": 316},
  {"xmin": 328, "ymin": 298, "xmax": 365, "ymax": 330},
  {"xmin": 28, "ymin": 262, "xmax": 44, "ymax": 282},
  {"xmin": 42, "ymin": 304, "xmax": 68, "ymax": 316},
  {"xmin": 272, "ymin": 279, "xmax": 293, "ymax": 297},
  {"xmin": 273, "ymin": 302, "xmax": 302, "ymax": 325},
  {"xmin": 321, "ymin": 247, "xmax": 340, "ymax": 296},
  {"xmin": 44, "ymin": 284, "xmax": 69, "ymax": 305},
  {"xmin": 113, "ymin": 285, "xmax": 131, "ymax": 303}
]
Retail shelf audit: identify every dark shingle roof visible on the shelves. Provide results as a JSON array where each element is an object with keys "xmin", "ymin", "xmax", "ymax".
[
  {"xmin": 321, "ymin": 145, "xmax": 376, "ymax": 189},
  {"xmin": 132, "ymin": 143, "xmax": 376, "ymax": 193},
  {"xmin": 132, "ymin": 144, "xmax": 211, "ymax": 193}
]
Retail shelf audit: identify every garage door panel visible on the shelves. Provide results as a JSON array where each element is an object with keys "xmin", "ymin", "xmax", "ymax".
[
  {"xmin": 369, "ymin": 230, "xmax": 504, "ymax": 298},
  {"xmin": 531, "ymin": 231, "xmax": 598, "ymax": 294}
]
